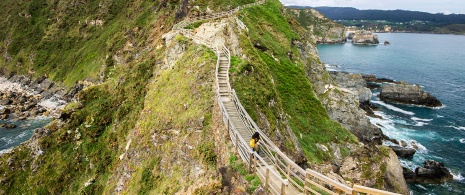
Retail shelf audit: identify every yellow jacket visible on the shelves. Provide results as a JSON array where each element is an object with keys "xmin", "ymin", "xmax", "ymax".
[{"xmin": 250, "ymin": 139, "xmax": 256, "ymax": 148}]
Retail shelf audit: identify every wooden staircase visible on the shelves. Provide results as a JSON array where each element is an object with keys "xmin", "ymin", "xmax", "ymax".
[{"xmin": 171, "ymin": 1, "xmax": 402, "ymax": 194}]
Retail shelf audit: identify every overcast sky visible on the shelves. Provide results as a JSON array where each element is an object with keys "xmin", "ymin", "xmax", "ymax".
[{"xmin": 280, "ymin": 0, "xmax": 465, "ymax": 14}]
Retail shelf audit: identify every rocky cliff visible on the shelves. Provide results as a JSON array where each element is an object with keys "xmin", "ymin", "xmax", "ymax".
[
  {"xmin": 352, "ymin": 30, "xmax": 380, "ymax": 45},
  {"xmin": 0, "ymin": 0, "xmax": 408, "ymax": 194},
  {"xmin": 381, "ymin": 82, "xmax": 442, "ymax": 107},
  {"xmin": 286, "ymin": 8, "xmax": 346, "ymax": 44}
]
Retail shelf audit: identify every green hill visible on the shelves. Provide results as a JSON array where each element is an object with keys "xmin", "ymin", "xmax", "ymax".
[{"xmin": 0, "ymin": 0, "xmax": 408, "ymax": 194}]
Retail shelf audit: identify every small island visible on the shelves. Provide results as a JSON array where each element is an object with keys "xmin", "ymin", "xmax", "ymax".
[{"xmin": 351, "ymin": 30, "xmax": 379, "ymax": 45}]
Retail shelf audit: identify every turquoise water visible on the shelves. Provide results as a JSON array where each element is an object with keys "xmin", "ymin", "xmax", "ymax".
[
  {"xmin": 318, "ymin": 33, "xmax": 465, "ymax": 194},
  {"xmin": 0, "ymin": 108, "xmax": 50, "ymax": 154}
]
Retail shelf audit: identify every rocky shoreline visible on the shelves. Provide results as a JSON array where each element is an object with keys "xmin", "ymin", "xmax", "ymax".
[
  {"xmin": 0, "ymin": 74, "xmax": 81, "ymax": 130},
  {"xmin": 329, "ymin": 70, "xmax": 454, "ymax": 185}
]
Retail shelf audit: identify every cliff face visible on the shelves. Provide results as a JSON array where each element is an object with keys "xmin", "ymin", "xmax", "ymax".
[
  {"xmin": 285, "ymin": 8, "xmax": 346, "ymax": 44},
  {"xmin": 0, "ymin": 0, "xmax": 407, "ymax": 194}
]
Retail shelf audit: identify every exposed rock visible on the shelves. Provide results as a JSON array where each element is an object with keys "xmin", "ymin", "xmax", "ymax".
[
  {"xmin": 384, "ymin": 149, "xmax": 410, "ymax": 195},
  {"xmin": 0, "ymin": 123, "xmax": 17, "ymax": 129},
  {"xmin": 389, "ymin": 146, "xmax": 416, "ymax": 159},
  {"xmin": 339, "ymin": 146, "xmax": 409, "ymax": 194},
  {"xmin": 286, "ymin": 8, "xmax": 346, "ymax": 44},
  {"xmin": 403, "ymin": 160, "xmax": 453, "ymax": 184},
  {"xmin": 0, "ymin": 114, "xmax": 8, "ymax": 120},
  {"xmin": 347, "ymin": 32, "xmax": 355, "ymax": 39},
  {"xmin": 0, "ymin": 99, "xmax": 11, "ymax": 105},
  {"xmin": 380, "ymin": 82, "xmax": 442, "ymax": 107},
  {"xmin": 352, "ymin": 30, "xmax": 379, "ymax": 45},
  {"xmin": 329, "ymin": 71, "xmax": 372, "ymax": 104}
]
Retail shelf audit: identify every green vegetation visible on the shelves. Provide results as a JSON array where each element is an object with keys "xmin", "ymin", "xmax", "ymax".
[
  {"xmin": 229, "ymin": 153, "xmax": 262, "ymax": 192},
  {"xmin": 235, "ymin": 0, "xmax": 356, "ymax": 163},
  {"xmin": 0, "ymin": 0, "xmax": 180, "ymax": 194},
  {"xmin": 193, "ymin": 0, "xmax": 256, "ymax": 11},
  {"xmin": 286, "ymin": 8, "xmax": 345, "ymax": 39},
  {"xmin": 0, "ymin": 0, "xmax": 171, "ymax": 87}
]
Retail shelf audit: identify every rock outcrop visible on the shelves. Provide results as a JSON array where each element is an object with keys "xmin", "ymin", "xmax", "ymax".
[
  {"xmin": 330, "ymin": 71, "xmax": 372, "ymax": 104},
  {"xmin": 0, "ymin": 75, "xmax": 77, "ymax": 120},
  {"xmin": 389, "ymin": 146, "xmax": 416, "ymax": 159},
  {"xmin": 286, "ymin": 8, "xmax": 346, "ymax": 44},
  {"xmin": 380, "ymin": 82, "xmax": 442, "ymax": 107},
  {"xmin": 403, "ymin": 160, "xmax": 453, "ymax": 184},
  {"xmin": 352, "ymin": 30, "xmax": 379, "ymax": 45}
]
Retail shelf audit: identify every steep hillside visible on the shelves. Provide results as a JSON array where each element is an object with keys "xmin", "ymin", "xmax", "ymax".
[
  {"xmin": 285, "ymin": 8, "xmax": 346, "ymax": 44},
  {"xmin": 1, "ymin": 0, "xmax": 408, "ymax": 194}
]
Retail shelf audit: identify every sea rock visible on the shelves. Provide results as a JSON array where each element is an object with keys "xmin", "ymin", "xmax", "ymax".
[
  {"xmin": 0, "ymin": 123, "xmax": 17, "ymax": 129},
  {"xmin": 0, "ymin": 108, "xmax": 11, "ymax": 115},
  {"xmin": 352, "ymin": 30, "xmax": 379, "ymax": 45},
  {"xmin": 329, "ymin": 71, "xmax": 372, "ymax": 104},
  {"xmin": 389, "ymin": 146, "xmax": 416, "ymax": 159},
  {"xmin": 0, "ymin": 114, "xmax": 8, "ymax": 120},
  {"xmin": 380, "ymin": 82, "xmax": 442, "ymax": 107},
  {"xmin": 403, "ymin": 160, "xmax": 453, "ymax": 184}
]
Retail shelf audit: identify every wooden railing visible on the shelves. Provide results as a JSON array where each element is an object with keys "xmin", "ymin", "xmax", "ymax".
[
  {"xmin": 172, "ymin": 0, "xmax": 265, "ymax": 30},
  {"xmin": 172, "ymin": 1, "xmax": 401, "ymax": 194}
]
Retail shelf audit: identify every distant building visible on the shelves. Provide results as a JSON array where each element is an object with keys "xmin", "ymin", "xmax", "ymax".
[{"xmin": 384, "ymin": 25, "xmax": 392, "ymax": 32}]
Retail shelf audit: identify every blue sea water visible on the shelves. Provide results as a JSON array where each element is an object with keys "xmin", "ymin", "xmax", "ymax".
[
  {"xmin": 317, "ymin": 33, "xmax": 465, "ymax": 194},
  {"xmin": 0, "ymin": 109, "xmax": 50, "ymax": 154}
]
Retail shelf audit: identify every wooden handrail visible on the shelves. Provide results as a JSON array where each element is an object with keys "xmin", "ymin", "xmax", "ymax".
[
  {"xmin": 352, "ymin": 185, "xmax": 401, "ymax": 195},
  {"xmin": 171, "ymin": 1, "xmax": 401, "ymax": 194}
]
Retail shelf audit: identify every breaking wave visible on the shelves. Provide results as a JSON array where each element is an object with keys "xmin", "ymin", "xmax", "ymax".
[{"xmin": 371, "ymin": 100, "xmax": 415, "ymax": 115}]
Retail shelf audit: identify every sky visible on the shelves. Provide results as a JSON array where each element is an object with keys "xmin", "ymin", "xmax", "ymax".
[{"xmin": 279, "ymin": 0, "xmax": 465, "ymax": 15}]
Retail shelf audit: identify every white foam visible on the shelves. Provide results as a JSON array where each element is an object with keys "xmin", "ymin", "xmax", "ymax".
[
  {"xmin": 414, "ymin": 121, "xmax": 428, "ymax": 127},
  {"xmin": 460, "ymin": 139, "xmax": 465, "ymax": 144},
  {"xmin": 451, "ymin": 171, "xmax": 464, "ymax": 181},
  {"xmin": 17, "ymin": 131, "xmax": 27, "ymax": 139},
  {"xmin": 371, "ymin": 100, "xmax": 415, "ymax": 115},
  {"xmin": 415, "ymin": 184, "xmax": 428, "ymax": 190},
  {"xmin": 411, "ymin": 117, "xmax": 433, "ymax": 122},
  {"xmin": 0, "ymin": 77, "xmax": 30, "ymax": 95},
  {"xmin": 448, "ymin": 126, "xmax": 465, "ymax": 131}
]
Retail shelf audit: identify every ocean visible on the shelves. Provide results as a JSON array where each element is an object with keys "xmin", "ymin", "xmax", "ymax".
[
  {"xmin": 318, "ymin": 33, "xmax": 465, "ymax": 194},
  {"xmin": 0, "ymin": 109, "xmax": 50, "ymax": 154}
]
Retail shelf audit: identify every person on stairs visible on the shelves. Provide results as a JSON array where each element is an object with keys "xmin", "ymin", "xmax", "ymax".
[{"xmin": 250, "ymin": 132, "xmax": 261, "ymax": 158}]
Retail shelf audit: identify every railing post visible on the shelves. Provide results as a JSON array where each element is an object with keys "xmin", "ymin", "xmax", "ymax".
[
  {"xmin": 281, "ymin": 182, "xmax": 286, "ymax": 195},
  {"xmin": 287, "ymin": 164, "xmax": 291, "ymax": 180},
  {"xmin": 248, "ymin": 152, "xmax": 253, "ymax": 173},
  {"xmin": 235, "ymin": 132, "xmax": 238, "ymax": 147},
  {"xmin": 265, "ymin": 168, "xmax": 270, "ymax": 191},
  {"xmin": 304, "ymin": 170, "xmax": 309, "ymax": 194}
]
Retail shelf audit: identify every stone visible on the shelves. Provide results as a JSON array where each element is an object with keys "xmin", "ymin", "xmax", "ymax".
[
  {"xmin": 380, "ymin": 82, "xmax": 442, "ymax": 107},
  {"xmin": 0, "ymin": 123, "xmax": 17, "ymax": 129},
  {"xmin": 389, "ymin": 146, "xmax": 416, "ymax": 159},
  {"xmin": 0, "ymin": 114, "xmax": 8, "ymax": 120},
  {"xmin": 0, "ymin": 99, "xmax": 11, "ymax": 105},
  {"xmin": 329, "ymin": 71, "xmax": 372, "ymax": 104},
  {"xmin": 403, "ymin": 160, "xmax": 453, "ymax": 184},
  {"xmin": 384, "ymin": 150, "xmax": 409, "ymax": 194},
  {"xmin": 352, "ymin": 30, "xmax": 379, "ymax": 44}
]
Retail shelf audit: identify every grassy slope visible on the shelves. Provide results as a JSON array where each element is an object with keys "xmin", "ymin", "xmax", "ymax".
[
  {"xmin": 120, "ymin": 39, "xmax": 219, "ymax": 194},
  {"xmin": 235, "ymin": 0, "xmax": 356, "ymax": 163},
  {"xmin": 0, "ymin": 0, "xmax": 258, "ymax": 194},
  {"xmin": 0, "ymin": 0, "xmax": 173, "ymax": 87},
  {"xmin": 0, "ymin": 0, "xmax": 177, "ymax": 194}
]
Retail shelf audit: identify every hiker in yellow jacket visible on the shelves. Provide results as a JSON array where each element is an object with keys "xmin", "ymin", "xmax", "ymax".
[{"xmin": 250, "ymin": 132, "xmax": 261, "ymax": 155}]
